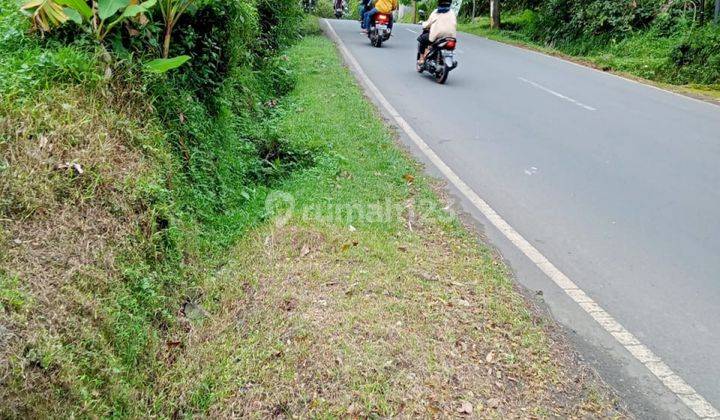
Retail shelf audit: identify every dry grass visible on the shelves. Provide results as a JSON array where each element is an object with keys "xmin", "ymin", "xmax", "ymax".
[
  {"xmin": 0, "ymin": 85, "xmax": 166, "ymax": 416},
  {"xmin": 147, "ymin": 34, "xmax": 622, "ymax": 418},
  {"xmin": 153, "ymin": 218, "xmax": 623, "ymax": 418},
  {"xmin": 0, "ymin": 32, "xmax": 626, "ymax": 418}
]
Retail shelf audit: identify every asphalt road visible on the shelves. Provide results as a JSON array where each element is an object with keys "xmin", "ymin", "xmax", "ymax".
[{"xmin": 325, "ymin": 18, "xmax": 720, "ymax": 418}]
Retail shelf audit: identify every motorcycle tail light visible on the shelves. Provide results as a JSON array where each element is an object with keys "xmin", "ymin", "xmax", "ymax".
[
  {"xmin": 376, "ymin": 14, "xmax": 389, "ymax": 23},
  {"xmin": 445, "ymin": 39, "xmax": 457, "ymax": 50}
]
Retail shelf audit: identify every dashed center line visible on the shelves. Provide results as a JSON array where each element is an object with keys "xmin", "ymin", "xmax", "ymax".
[
  {"xmin": 518, "ymin": 76, "xmax": 597, "ymax": 111},
  {"xmin": 405, "ymin": 27, "xmax": 418, "ymax": 34}
]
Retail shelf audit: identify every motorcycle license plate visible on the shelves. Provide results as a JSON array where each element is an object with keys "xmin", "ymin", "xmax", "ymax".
[{"xmin": 376, "ymin": 24, "xmax": 387, "ymax": 30}]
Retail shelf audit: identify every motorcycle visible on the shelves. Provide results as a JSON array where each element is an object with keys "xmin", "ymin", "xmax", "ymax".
[
  {"xmin": 368, "ymin": 13, "xmax": 392, "ymax": 47},
  {"xmin": 417, "ymin": 36, "xmax": 458, "ymax": 84}
]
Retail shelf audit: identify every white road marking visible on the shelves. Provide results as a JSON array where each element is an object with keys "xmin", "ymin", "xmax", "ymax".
[
  {"xmin": 405, "ymin": 28, "xmax": 418, "ymax": 34},
  {"xmin": 475, "ymin": 33, "xmax": 720, "ymax": 109},
  {"xmin": 518, "ymin": 77, "xmax": 597, "ymax": 111},
  {"xmin": 322, "ymin": 19, "xmax": 720, "ymax": 419}
]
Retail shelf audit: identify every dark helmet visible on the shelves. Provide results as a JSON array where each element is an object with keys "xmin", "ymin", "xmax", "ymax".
[{"xmin": 437, "ymin": 0, "xmax": 452, "ymax": 8}]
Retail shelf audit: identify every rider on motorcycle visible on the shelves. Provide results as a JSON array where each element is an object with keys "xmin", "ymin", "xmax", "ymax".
[
  {"xmin": 417, "ymin": 0, "xmax": 457, "ymax": 65},
  {"xmin": 359, "ymin": 0, "xmax": 371, "ymax": 26},
  {"xmin": 361, "ymin": 0, "xmax": 398, "ymax": 33}
]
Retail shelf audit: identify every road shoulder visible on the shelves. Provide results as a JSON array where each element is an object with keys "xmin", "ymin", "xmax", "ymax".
[
  {"xmin": 150, "ymin": 28, "xmax": 625, "ymax": 417},
  {"xmin": 321, "ymin": 17, "xmax": 712, "ymax": 419}
]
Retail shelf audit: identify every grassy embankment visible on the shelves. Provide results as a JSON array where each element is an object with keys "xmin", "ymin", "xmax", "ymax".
[
  {"xmin": 459, "ymin": 13, "xmax": 720, "ymax": 100},
  {"xmin": 0, "ymin": 0, "xmax": 306, "ymax": 415},
  {"xmin": 0, "ymin": 0, "xmax": 622, "ymax": 411},
  {"xmin": 147, "ymin": 28, "xmax": 625, "ymax": 417}
]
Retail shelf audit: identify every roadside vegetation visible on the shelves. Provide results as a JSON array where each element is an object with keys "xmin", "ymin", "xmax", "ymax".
[
  {"xmin": 403, "ymin": 0, "xmax": 720, "ymax": 94},
  {"xmin": 147, "ymin": 31, "xmax": 623, "ymax": 417},
  {"xmin": 1, "ymin": 0, "xmax": 307, "ymax": 415},
  {"xmin": 1, "ymin": 0, "xmax": 624, "ymax": 412}
]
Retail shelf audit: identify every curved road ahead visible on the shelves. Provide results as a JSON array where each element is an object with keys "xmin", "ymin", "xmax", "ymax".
[{"xmin": 324, "ymin": 18, "xmax": 720, "ymax": 419}]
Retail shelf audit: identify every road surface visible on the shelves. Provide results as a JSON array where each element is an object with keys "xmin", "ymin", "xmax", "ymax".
[{"xmin": 324, "ymin": 18, "xmax": 720, "ymax": 419}]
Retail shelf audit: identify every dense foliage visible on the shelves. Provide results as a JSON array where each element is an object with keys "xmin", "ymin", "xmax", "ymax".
[{"xmin": 1, "ymin": 0, "xmax": 310, "ymax": 415}]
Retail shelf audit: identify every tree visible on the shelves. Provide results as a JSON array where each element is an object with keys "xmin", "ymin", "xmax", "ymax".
[
  {"xmin": 715, "ymin": 0, "xmax": 720, "ymax": 23},
  {"xmin": 158, "ymin": 0, "xmax": 195, "ymax": 58},
  {"xmin": 489, "ymin": 0, "xmax": 500, "ymax": 29}
]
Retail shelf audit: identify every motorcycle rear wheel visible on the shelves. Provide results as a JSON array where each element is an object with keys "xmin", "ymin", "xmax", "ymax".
[{"xmin": 435, "ymin": 64, "xmax": 449, "ymax": 84}]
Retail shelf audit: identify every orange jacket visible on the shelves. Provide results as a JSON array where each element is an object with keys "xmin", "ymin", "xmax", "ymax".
[{"xmin": 374, "ymin": 0, "xmax": 398, "ymax": 14}]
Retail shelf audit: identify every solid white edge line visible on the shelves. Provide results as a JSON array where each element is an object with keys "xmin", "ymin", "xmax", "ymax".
[{"xmin": 321, "ymin": 18, "xmax": 720, "ymax": 419}]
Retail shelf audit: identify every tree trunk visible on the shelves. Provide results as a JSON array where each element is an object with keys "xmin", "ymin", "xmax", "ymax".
[
  {"xmin": 715, "ymin": 0, "xmax": 720, "ymax": 23},
  {"xmin": 472, "ymin": 0, "xmax": 476, "ymax": 20},
  {"xmin": 490, "ymin": 0, "xmax": 500, "ymax": 29},
  {"xmin": 162, "ymin": 21, "xmax": 174, "ymax": 58}
]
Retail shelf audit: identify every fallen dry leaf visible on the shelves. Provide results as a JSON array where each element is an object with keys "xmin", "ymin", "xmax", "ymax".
[
  {"xmin": 456, "ymin": 298, "xmax": 471, "ymax": 307},
  {"xmin": 347, "ymin": 402, "xmax": 361, "ymax": 415},
  {"xmin": 457, "ymin": 401, "xmax": 473, "ymax": 415},
  {"xmin": 414, "ymin": 270, "xmax": 438, "ymax": 281}
]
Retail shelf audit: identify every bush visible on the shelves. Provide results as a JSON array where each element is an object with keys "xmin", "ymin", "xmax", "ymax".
[
  {"xmin": 170, "ymin": 0, "xmax": 259, "ymax": 96},
  {"xmin": 666, "ymin": 24, "xmax": 720, "ymax": 84},
  {"xmin": 313, "ymin": 0, "xmax": 335, "ymax": 19},
  {"xmin": 257, "ymin": 0, "xmax": 305, "ymax": 51},
  {"xmin": 150, "ymin": 0, "xmax": 309, "ymax": 239},
  {"xmin": 527, "ymin": 0, "xmax": 692, "ymax": 50}
]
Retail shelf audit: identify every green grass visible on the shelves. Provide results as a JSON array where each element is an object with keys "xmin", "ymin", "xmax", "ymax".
[
  {"xmin": 0, "ymin": 4, "xmax": 306, "ymax": 417},
  {"xmin": 144, "ymin": 32, "xmax": 622, "ymax": 418},
  {"xmin": 1, "ymin": 4, "xmax": 621, "ymax": 414},
  {"xmin": 0, "ymin": 0, "xmax": 100, "ymax": 103}
]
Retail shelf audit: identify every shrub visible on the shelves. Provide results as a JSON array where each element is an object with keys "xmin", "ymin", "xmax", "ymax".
[
  {"xmin": 666, "ymin": 24, "xmax": 720, "ymax": 84},
  {"xmin": 257, "ymin": 0, "xmax": 305, "ymax": 52},
  {"xmin": 528, "ymin": 0, "xmax": 691, "ymax": 49},
  {"xmin": 313, "ymin": 0, "xmax": 335, "ymax": 19}
]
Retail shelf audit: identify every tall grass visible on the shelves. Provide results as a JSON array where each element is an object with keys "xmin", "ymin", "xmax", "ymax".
[{"xmin": 0, "ymin": 0, "xmax": 314, "ymax": 415}]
